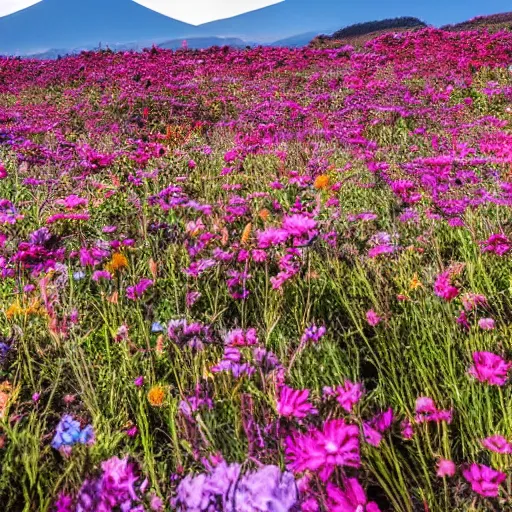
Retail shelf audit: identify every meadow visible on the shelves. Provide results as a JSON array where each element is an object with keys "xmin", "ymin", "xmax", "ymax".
[{"xmin": 1, "ymin": 27, "xmax": 512, "ymax": 511}]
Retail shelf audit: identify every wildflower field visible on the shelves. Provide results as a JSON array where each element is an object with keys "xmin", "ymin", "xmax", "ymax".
[{"xmin": 2, "ymin": 27, "xmax": 512, "ymax": 511}]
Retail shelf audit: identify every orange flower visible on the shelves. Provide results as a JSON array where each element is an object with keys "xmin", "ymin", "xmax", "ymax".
[
  {"xmin": 314, "ymin": 174, "xmax": 330, "ymax": 190},
  {"xmin": 108, "ymin": 291, "xmax": 119, "ymax": 304},
  {"xmin": 241, "ymin": 222, "xmax": 252, "ymax": 245},
  {"xmin": 105, "ymin": 252, "xmax": 128, "ymax": 273},
  {"xmin": 147, "ymin": 385, "xmax": 166, "ymax": 407},
  {"xmin": 409, "ymin": 273, "xmax": 423, "ymax": 290},
  {"xmin": 155, "ymin": 334, "xmax": 165, "ymax": 354},
  {"xmin": 0, "ymin": 381, "xmax": 12, "ymax": 419},
  {"xmin": 258, "ymin": 208, "xmax": 270, "ymax": 222},
  {"xmin": 149, "ymin": 258, "xmax": 158, "ymax": 280}
]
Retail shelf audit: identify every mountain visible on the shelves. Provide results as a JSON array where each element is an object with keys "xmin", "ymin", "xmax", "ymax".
[
  {"xmin": 0, "ymin": 0, "xmax": 198, "ymax": 55},
  {"xmin": 159, "ymin": 37, "xmax": 249, "ymax": 50},
  {"xmin": 0, "ymin": 0, "xmax": 341, "ymax": 55},
  {"xmin": 271, "ymin": 31, "xmax": 322, "ymax": 47}
]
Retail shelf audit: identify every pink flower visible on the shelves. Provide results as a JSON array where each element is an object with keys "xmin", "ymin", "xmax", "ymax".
[
  {"xmin": 468, "ymin": 351, "xmax": 511, "ymax": 386},
  {"xmin": 478, "ymin": 318, "xmax": 495, "ymax": 330},
  {"xmin": 277, "ymin": 385, "xmax": 317, "ymax": 419},
  {"xmin": 461, "ymin": 293, "xmax": 488, "ymax": 312},
  {"xmin": 285, "ymin": 419, "xmax": 360, "ymax": 481},
  {"xmin": 415, "ymin": 397, "xmax": 452, "ymax": 424},
  {"xmin": 326, "ymin": 479, "xmax": 381, "ymax": 512},
  {"xmin": 434, "ymin": 271, "xmax": 459, "ymax": 301},
  {"xmin": 366, "ymin": 310, "xmax": 381, "ymax": 326},
  {"xmin": 436, "ymin": 459, "xmax": 456, "ymax": 478},
  {"xmin": 330, "ymin": 380, "xmax": 363, "ymax": 413},
  {"xmin": 463, "ymin": 463, "xmax": 506, "ymax": 497},
  {"xmin": 0, "ymin": 164, "xmax": 7, "ymax": 179},
  {"xmin": 481, "ymin": 435, "xmax": 512, "ymax": 454}
]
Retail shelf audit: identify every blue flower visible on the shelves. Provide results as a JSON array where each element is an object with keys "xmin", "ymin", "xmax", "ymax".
[
  {"xmin": 73, "ymin": 271, "xmax": 86, "ymax": 281},
  {"xmin": 51, "ymin": 415, "xmax": 94, "ymax": 450},
  {"xmin": 151, "ymin": 321, "xmax": 164, "ymax": 333}
]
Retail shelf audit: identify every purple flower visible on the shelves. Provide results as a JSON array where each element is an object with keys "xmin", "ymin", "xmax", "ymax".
[
  {"xmin": 126, "ymin": 278, "xmax": 153, "ymax": 300},
  {"xmin": 92, "ymin": 270, "xmax": 112, "ymax": 282}
]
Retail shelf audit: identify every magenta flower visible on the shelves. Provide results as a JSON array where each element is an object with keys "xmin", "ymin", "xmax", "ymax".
[
  {"xmin": 134, "ymin": 376, "xmax": 144, "ymax": 387},
  {"xmin": 277, "ymin": 385, "xmax": 317, "ymax": 419},
  {"xmin": 363, "ymin": 423, "xmax": 382, "ymax": 447},
  {"xmin": 415, "ymin": 397, "xmax": 452, "ymax": 424},
  {"xmin": 126, "ymin": 278, "xmax": 153, "ymax": 300},
  {"xmin": 330, "ymin": 380, "xmax": 363, "ymax": 413},
  {"xmin": 468, "ymin": 351, "xmax": 511, "ymax": 386},
  {"xmin": 365, "ymin": 310, "xmax": 381, "ymax": 326},
  {"xmin": 480, "ymin": 233, "xmax": 511, "ymax": 256},
  {"xmin": 257, "ymin": 227, "xmax": 289, "ymax": 249},
  {"xmin": 56, "ymin": 195, "xmax": 88, "ymax": 210},
  {"xmin": 436, "ymin": 459, "xmax": 456, "ymax": 478},
  {"xmin": 401, "ymin": 419, "xmax": 414, "ymax": 440},
  {"xmin": 326, "ymin": 480, "xmax": 381, "ymax": 512},
  {"xmin": 185, "ymin": 291, "xmax": 201, "ymax": 308},
  {"xmin": 481, "ymin": 435, "xmax": 512, "ymax": 454},
  {"xmin": 285, "ymin": 419, "xmax": 360, "ymax": 481},
  {"xmin": 92, "ymin": 270, "xmax": 112, "ymax": 282},
  {"xmin": 463, "ymin": 463, "xmax": 506, "ymax": 497},
  {"xmin": 282, "ymin": 214, "xmax": 317, "ymax": 239},
  {"xmin": 434, "ymin": 271, "xmax": 459, "ymax": 301}
]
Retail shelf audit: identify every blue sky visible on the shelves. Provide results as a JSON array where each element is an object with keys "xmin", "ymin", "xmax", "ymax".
[{"xmin": 0, "ymin": 0, "xmax": 511, "ymax": 54}]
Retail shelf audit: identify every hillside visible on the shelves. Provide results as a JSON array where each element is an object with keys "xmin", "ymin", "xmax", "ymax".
[
  {"xmin": 310, "ymin": 17, "xmax": 427, "ymax": 48},
  {"xmin": 442, "ymin": 11, "xmax": 512, "ymax": 31}
]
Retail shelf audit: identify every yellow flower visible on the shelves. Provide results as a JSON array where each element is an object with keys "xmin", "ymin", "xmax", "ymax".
[
  {"xmin": 5, "ymin": 301, "xmax": 23, "ymax": 320},
  {"xmin": 314, "ymin": 174, "xmax": 330, "ymax": 190},
  {"xmin": 409, "ymin": 273, "xmax": 423, "ymax": 291},
  {"xmin": 105, "ymin": 252, "xmax": 128, "ymax": 273},
  {"xmin": 147, "ymin": 385, "xmax": 166, "ymax": 407}
]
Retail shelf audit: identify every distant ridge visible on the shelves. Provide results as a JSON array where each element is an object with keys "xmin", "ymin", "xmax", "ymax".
[
  {"xmin": 310, "ymin": 16, "xmax": 427, "ymax": 48},
  {"xmin": 330, "ymin": 17, "xmax": 426, "ymax": 39}
]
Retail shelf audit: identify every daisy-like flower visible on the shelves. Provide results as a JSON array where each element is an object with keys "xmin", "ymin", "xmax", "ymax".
[
  {"xmin": 277, "ymin": 385, "xmax": 317, "ymax": 419},
  {"xmin": 147, "ymin": 385, "xmax": 166, "ymax": 407}
]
